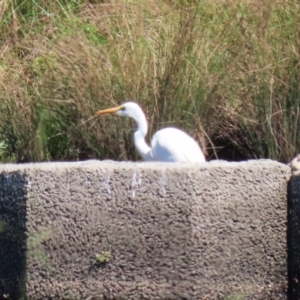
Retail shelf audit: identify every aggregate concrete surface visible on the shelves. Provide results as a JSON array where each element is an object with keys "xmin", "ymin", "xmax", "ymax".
[{"xmin": 0, "ymin": 159, "xmax": 291, "ymax": 299}]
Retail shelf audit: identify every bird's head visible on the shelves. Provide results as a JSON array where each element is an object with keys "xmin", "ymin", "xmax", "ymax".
[{"xmin": 96, "ymin": 102, "xmax": 144, "ymax": 120}]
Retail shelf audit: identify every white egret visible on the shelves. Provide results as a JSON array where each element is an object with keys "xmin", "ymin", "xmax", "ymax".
[{"xmin": 96, "ymin": 102, "xmax": 205, "ymax": 162}]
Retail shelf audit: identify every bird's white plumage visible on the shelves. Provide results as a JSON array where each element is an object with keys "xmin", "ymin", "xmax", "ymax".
[
  {"xmin": 151, "ymin": 128, "xmax": 205, "ymax": 162},
  {"xmin": 96, "ymin": 102, "xmax": 205, "ymax": 163}
]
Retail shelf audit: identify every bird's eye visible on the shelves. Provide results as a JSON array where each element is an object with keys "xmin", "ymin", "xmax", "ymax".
[{"xmin": 120, "ymin": 106, "xmax": 126, "ymax": 111}]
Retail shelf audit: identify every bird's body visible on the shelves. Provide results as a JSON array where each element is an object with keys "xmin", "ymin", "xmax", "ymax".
[
  {"xmin": 150, "ymin": 128, "xmax": 205, "ymax": 162},
  {"xmin": 96, "ymin": 102, "xmax": 205, "ymax": 163}
]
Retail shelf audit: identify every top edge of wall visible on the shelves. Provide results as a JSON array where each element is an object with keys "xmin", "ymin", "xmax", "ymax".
[{"xmin": 0, "ymin": 159, "xmax": 291, "ymax": 172}]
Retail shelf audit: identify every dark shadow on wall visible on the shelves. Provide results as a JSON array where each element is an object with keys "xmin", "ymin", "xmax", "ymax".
[
  {"xmin": 0, "ymin": 171, "xmax": 27, "ymax": 300},
  {"xmin": 288, "ymin": 175, "xmax": 300, "ymax": 300}
]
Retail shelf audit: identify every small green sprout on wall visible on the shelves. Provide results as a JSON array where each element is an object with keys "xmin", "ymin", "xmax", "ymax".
[
  {"xmin": 226, "ymin": 293, "xmax": 245, "ymax": 300},
  {"xmin": 95, "ymin": 251, "xmax": 111, "ymax": 264}
]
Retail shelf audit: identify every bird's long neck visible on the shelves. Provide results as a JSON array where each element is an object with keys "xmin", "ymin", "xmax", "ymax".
[{"xmin": 132, "ymin": 112, "xmax": 153, "ymax": 161}]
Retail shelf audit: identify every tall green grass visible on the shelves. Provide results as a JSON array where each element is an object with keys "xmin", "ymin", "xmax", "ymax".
[{"xmin": 0, "ymin": 0, "xmax": 300, "ymax": 163}]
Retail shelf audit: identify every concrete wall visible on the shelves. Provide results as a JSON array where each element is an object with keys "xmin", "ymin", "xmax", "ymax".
[{"xmin": 0, "ymin": 160, "xmax": 290, "ymax": 300}]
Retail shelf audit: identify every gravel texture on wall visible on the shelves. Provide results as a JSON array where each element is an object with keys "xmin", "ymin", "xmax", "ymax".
[{"xmin": 0, "ymin": 159, "xmax": 290, "ymax": 300}]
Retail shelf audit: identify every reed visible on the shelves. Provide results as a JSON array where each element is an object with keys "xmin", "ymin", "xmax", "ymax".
[{"xmin": 0, "ymin": 0, "xmax": 299, "ymax": 163}]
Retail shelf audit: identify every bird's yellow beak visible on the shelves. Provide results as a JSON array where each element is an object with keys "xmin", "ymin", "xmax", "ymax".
[{"xmin": 95, "ymin": 105, "xmax": 124, "ymax": 116}]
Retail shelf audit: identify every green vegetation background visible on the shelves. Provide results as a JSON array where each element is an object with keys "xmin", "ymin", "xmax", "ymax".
[{"xmin": 0, "ymin": 0, "xmax": 299, "ymax": 163}]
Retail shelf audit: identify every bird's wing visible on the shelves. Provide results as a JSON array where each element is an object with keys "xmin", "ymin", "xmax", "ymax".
[{"xmin": 151, "ymin": 128, "xmax": 205, "ymax": 162}]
